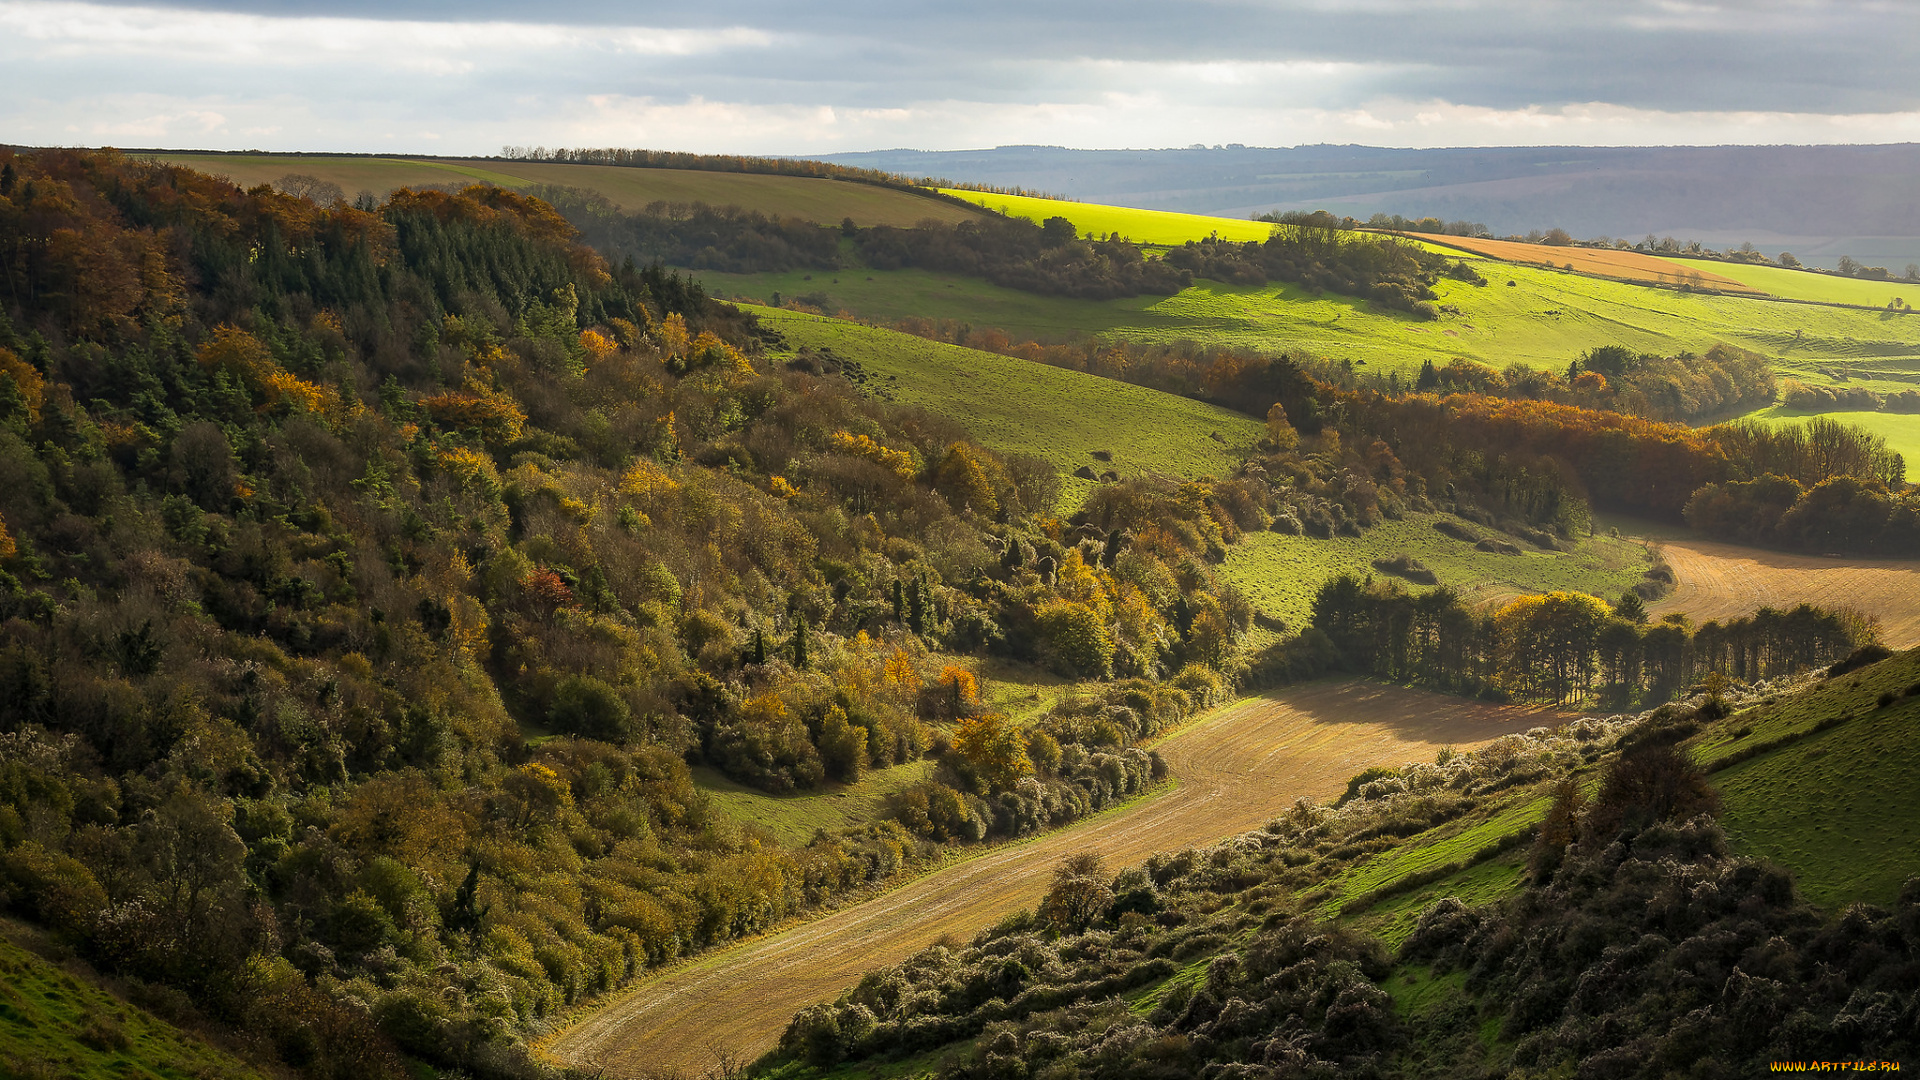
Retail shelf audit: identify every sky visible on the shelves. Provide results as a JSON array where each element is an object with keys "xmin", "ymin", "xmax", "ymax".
[{"xmin": 4, "ymin": 0, "xmax": 1919, "ymax": 154}]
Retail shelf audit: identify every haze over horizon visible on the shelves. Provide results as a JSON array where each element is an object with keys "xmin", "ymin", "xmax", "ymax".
[{"xmin": 3, "ymin": 1, "xmax": 1919, "ymax": 156}]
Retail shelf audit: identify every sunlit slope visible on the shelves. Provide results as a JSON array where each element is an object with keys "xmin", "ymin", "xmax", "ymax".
[
  {"xmin": 148, "ymin": 153, "xmax": 981, "ymax": 227},
  {"xmin": 748, "ymin": 305, "xmax": 1264, "ymax": 507},
  {"xmin": 940, "ymin": 189, "xmax": 1275, "ymax": 244},
  {"xmin": 1661, "ymin": 257, "xmax": 1920, "ymax": 308},
  {"xmin": 1409, "ymin": 233, "xmax": 1764, "ymax": 293}
]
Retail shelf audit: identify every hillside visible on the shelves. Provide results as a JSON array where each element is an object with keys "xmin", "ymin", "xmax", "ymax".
[
  {"xmin": 758, "ymin": 648, "xmax": 1920, "ymax": 1079},
  {"xmin": 147, "ymin": 152, "xmax": 982, "ymax": 227}
]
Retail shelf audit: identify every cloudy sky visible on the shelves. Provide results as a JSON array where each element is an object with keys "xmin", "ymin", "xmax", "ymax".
[{"xmin": 3, "ymin": 0, "xmax": 1918, "ymax": 154}]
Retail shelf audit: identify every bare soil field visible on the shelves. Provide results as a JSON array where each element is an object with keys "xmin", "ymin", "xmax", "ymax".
[
  {"xmin": 1405, "ymin": 232, "xmax": 1767, "ymax": 294},
  {"xmin": 544, "ymin": 681, "xmax": 1559, "ymax": 1077},
  {"xmin": 1651, "ymin": 539, "xmax": 1920, "ymax": 649}
]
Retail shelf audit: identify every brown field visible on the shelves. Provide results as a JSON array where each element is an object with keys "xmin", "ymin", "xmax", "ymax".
[
  {"xmin": 1651, "ymin": 539, "xmax": 1920, "ymax": 649},
  {"xmin": 148, "ymin": 153, "xmax": 981, "ymax": 228},
  {"xmin": 543, "ymin": 681, "xmax": 1560, "ymax": 1077},
  {"xmin": 1405, "ymin": 232, "xmax": 1768, "ymax": 294}
]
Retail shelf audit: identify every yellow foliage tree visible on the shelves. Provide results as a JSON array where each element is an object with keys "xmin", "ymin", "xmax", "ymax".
[
  {"xmin": 952, "ymin": 712, "xmax": 1031, "ymax": 792},
  {"xmin": 829, "ymin": 430, "xmax": 917, "ymax": 480},
  {"xmin": 420, "ymin": 380, "xmax": 528, "ymax": 444},
  {"xmin": 933, "ymin": 442, "xmax": 998, "ymax": 517},
  {"xmin": 1265, "ymin": 402, "xmax": 1298, "ymax": 452},
  {"xmin": 0, "ymin": 347, "xmax": 45, "ymax": 423}
]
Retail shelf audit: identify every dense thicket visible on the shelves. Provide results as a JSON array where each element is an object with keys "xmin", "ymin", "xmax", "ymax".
[
  {"xmin": 1293, "ymin": 572, "xmax": 1871, "ymax": 707},
  {"xmin": 776, "ymin": 681, "xmax": 1920, "ymax": 1079},
  {"xmin": 0, "ymin": 150, "xmax": 1265, "ymax": 1079},
  {"xmin": 1162, "ymin": 224, "xmax": 1452, "ymax": 317}
]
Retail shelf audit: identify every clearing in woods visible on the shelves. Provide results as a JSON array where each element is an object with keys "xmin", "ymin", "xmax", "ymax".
[
  {"xmin": 543, "ymin": 681, "xmax": 1562, "ymax": 1077},
  {"xmin": 1648, "ymin": 538, "xmax": 1920, "ymax": 649}
]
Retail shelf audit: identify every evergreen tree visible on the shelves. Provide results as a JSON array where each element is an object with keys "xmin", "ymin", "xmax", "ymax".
[{"xmin": 791, "ymin": 615, "xmax": 810, "ymax": 669}]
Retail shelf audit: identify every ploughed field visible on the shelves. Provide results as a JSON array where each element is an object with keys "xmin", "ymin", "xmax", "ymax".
[
  {"xmin": 543, "ymin": 682, "xmax": 1560, "ymax": 1077},
  {"xmin": 1650, "ymin": 538, "xmax": 1920, "ymax": 648}
]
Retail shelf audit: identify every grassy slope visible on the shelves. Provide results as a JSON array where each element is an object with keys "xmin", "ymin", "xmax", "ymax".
[
  {"xmin": 0, "ymin": 928, "xmax": 269, "ymax": 1080},
  {"xmin": 750, "ymin": 306, "xmax": 1266, "ymax": 510},
  {"xmin": 1709, "ymin": 649, "xmax": 1920, "ymax": 908},
  {"xmin": 147, "ymin": 153, "xmax": 980, "ymax": 228},
  {"xmin": 1219, "ymin": 516, "xmax": 1654, "ymax": 635},
  {"xmin": 1742, "ymin": 406, "xmax": 1920, "ymax": 465},
  {"xmin": 937, "ymin": 190, "xmax": 1275, "ymax": 244},
  {"xmin": 694, "ymin": 761, "xmax": 936, "ymax": 847}
]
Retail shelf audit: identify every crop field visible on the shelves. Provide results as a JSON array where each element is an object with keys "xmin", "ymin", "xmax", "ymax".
[
  {"xmin": 750, "ymin": 306, "xmax": 1265, "ymax": 507},
  {"xmin": 1647, "ymin": 538, "xmax": 1920, "ymax": 649},
  {"xmin": 0, "ymin": 926, "xmax": 269, "ymax": 1080},
  {"xmin": 545, "ymin": 680, "xmax": 1560, "ymax": 1077},
  {"xmin": 1219, "ymin": 516, "xmax": 1654, "ymax": 635},
  {"xmin": 148, "ymin": 153, "xmax": 980, "ymax": 227},
  {"xmin": 1409, "ymin": 233, "xmax": 1765, "ymax": 293},
  {"xmin": 1713, "ymin": 650, "xmax": 1920, "ymax": 907},
  {"xmin": 939, "ymin": 189, "xmax": 1277, "ymax": 245}
]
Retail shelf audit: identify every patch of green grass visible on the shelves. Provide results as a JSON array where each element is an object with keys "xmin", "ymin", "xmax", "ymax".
[
  {"xmin": 1218, "ymin": 515, "xmax": 1653, "ymax": 635},
  {"xmin": 1383, "ymin": 966, "xmax": 1470, "ymax": 1019},
  {"xmin": 751, "ymin": 306, "xmax": 1265, "ymax": 508},
  {"xmin": 1321, "ymin": 795, "xmax": 1550, "ymax": 918},
  {"xmin": 694, "ymin": 759, "xmax": 935, "ymax": 847},
  {"xmin": 1740, "ymin": 407, "xmax": 1920, "ymax": 468},
  {"xmin": 1710, "ymin": 651, "xmax": 1920, "ymax": 908},
  {"xmin": 0, "ymin": 929, "xmax": 269, "ymax": 1080},
  {"xmin": 1349, "ymin": 857, "xmax": 1529, "ymax": 950},
  {"xmin": 939, "ymin": 190, "xmax": 1276, "ymax": 245}
]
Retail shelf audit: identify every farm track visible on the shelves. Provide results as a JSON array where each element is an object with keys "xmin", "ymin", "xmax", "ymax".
[
  {"xmin": 1651, "ymin": 539, "xmax": 1920, "ymax": 649},
  {"xmin": 546, "ymin": 681, "xmax": 1557, "ymax": 1077}
]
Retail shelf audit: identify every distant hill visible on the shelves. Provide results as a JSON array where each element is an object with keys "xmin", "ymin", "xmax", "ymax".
[{"xmin": 820, "ymin": 144, "xmax": 1920, "ymax": 270}]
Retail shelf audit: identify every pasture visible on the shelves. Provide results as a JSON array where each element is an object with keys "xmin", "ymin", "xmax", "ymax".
[
  {"xmin": 146, "ymin": 153, "xmax": 981, "ymax": 227},
  {"xmin": 1742, "ymin": 405, "xmax": 1920, "ymax": 467},
  {"xmin": 1662, "ymin": 257, "xmax": 1920, "ymax": 308},
  {"xmin": 939, "ymin": 189, "xmax": 1276, "ymax": 245},
  {"xmin": 749, "ymin": 306, "xmax": 1266, "ymax": 507}
]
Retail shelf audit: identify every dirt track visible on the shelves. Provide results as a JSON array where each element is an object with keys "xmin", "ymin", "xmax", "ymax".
[
  {"xmin": 1650, "ymin": 539, "xmax": 1920, "ymax": 649},
  {"xmin": 546, "ymin": 682, "xmax": 1554, "ymax": 1077}
]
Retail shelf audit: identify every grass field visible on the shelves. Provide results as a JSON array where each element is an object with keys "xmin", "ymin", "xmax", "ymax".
[
  {"xmin": 939, "ymin": 189, "xmax": 1276, "ymax": 245},
  {"xmin": 693, "ymin": 761, "xmax": 935, "ymax": 847},
  {"xmin": 749, "ymin": 306, "xmax": 1265, "ymax": 508},
  {"xmin": 1410, "ymin": 233, "xmax": 1765, "ymax": 293},
  {"xmin": 1661, "ymin": 258, "xmax": 1920, "ymax": 308},
  {"xmin": 1744, "ymin": 405, "xmax": 1920, "ymax": 464},
  {"xmin": 1219, "ymin": 515, "xmax": 1654, "ymax": 634},
  {"xmin": 149, "ymin": 153, "xmax": 981, "ymax": 227},
  {"xmin": 0, "ymin": 926, "xmax": 268, "ymax": 1080},
  {"xmin": 1713, "ymin": 650, "xmax": 1920, "ymax": 907}
]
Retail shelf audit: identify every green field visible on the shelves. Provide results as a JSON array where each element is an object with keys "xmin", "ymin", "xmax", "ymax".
[
  {"xmin": 1662, "ymin": 257, "xmax": 1920, "ymax": 308},
  {"xmin": 149, "ymin": 154, "xmax": 981, "ymax": 228},
  {"xmin": 751, "ymin": 306, "xmax": 1265, "ymax": 508},
  {"xmin": 1219, "ymin": 515, "xmax": 1654, "ymax": 634},
  {"xmin": 1713, "ymin": 650, "xmax": 1920, "ymax": 908},
  {"xmin": 694, "ymin": 760, "xmax": 936, "ymax": 847},
  {"xmin": 938, "ymin": 189, "xmax": 1276, "ymax": 245},
  {"xmin": 0, "ymin": 928, "xmax": 268, "ymax": 1080},
  {"xmin": 1744, "ymin": 405, "xmax": 1920, "ymax": 464}
]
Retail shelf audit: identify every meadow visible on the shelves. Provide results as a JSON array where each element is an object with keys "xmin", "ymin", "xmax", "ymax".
[
  {"xmin": 937, "ymin": 189, "xmax": 1275, "ymax": 244},
  {"xmin": 748, "ymin": 305, "xmax": 1266, "ymax": 508},
  {"xmin": 1662, "ymin": 257, "xmax": 1920, "ymax": 308},
  {"xmin": 147, "ymin": 153, "xmax": 979, "ymax": 227}
]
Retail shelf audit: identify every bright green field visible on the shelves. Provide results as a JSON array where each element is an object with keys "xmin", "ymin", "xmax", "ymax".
[
  {"xmin": 0, "ymin": 929, "xmax": 268, "ymax": 1080},
  {"xmin": 1322, "ymin": 792, "xmax": 1551, "ymax": 916},
  {"xmin": 939, "ymin": 189, "xmax": 1276, "ymax": 245},
  {"xmin": 1661, "ymin": 257, "xmax": 1920, "ymax": 308},
  {"xmin": 1713, "ymin": 649, "xmax": 1920, "ymax": 908},
  {"xmin": 1218, "ymin": 515, "xmax": 1654, "ymax": 634},
  {"xmin": 1744, "ymin": 406, "xmax": 1920, "ymax": 466},
  {"xmin": 750, "ymin": 306, "xmax": 1265, "ymax": 508}
]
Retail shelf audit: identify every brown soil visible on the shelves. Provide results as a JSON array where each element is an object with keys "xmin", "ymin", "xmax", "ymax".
[
  {"xmin": 544, "ymin": 681, "xmax": 1558, "ymax": 1077},
  {"xmin": 1651, "ymin": 539, "xmax": 1920, "ymax": 649},
  {"xmin": 1404, "ymin": 232, "xmax": 1767, "ymax": 293}
]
